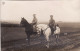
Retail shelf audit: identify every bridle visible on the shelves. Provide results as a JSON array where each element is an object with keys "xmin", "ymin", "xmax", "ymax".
[
  {"xmin": 37, "ymin": 25, "xmax": 50, "ymax": 34},
  {"xmin": 44, "ymin": 26, "xmax": 49, "ymax": 32}
]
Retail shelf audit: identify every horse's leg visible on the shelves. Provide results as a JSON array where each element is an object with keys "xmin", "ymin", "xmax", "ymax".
[
  {"xmin": 56, "ymin": 34, "xmax": 59, "ymax": 45},
  {"xmin": 27, "ymin": 34, "xmax": 30, "ymax": 46},
  {"xmin": 47, "ymin": 41, "xmax": 49, "ymax": 48},
  {"xmin": 45, "ymin": 28, "xmax": 51, "ymax": 48},
  {"xmin": 40, "ymin": 29, "xmax": 44, "ymax": 44},
  {"xmin": 57, "ymin": 34, "xmax": 60, "ymax": 43},
  {"xmin": 45, "ymin": 36, "xmax": 49, "ymax": 48}
]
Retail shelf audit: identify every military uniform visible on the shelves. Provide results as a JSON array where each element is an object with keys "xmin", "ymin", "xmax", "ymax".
[
  {"xmin": 32, "ymin": 14, "xmax": 38, "ymax": 32},
  {"xmin": 48, "ymin": 15, "xmax": 55, "ymax": 35}
]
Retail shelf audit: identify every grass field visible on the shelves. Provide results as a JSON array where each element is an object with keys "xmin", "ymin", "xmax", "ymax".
[
  {"xmin": 1, "ymin": 22, "xmax": 80, "ymax": 42},
  {"xmin": 1, "ymin": 22, "xmax": 80, "ymax": 51}
]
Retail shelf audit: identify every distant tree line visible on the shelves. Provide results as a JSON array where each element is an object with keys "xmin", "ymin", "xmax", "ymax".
[{"xmin": 1, "ymin": 23, "xmax": 20, "ymax": 27}]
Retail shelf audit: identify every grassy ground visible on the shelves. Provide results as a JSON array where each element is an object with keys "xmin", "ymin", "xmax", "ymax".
[
  {"xmin": 1, "ymin": 32, "xmax": 80, "ymax": 51},
  {"xmin": 1, "ymin": 22, "xmax": 80, "ymax": 51},
  {"xmin": 1, "ymin": 22, "xmax": 80, "ymax": 42}
]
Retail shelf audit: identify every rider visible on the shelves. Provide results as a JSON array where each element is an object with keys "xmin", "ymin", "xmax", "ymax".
[
  {"xmin": 32, "ymin": 14, "xmax": 38, "ymax": 32},
  {"xmin": 48, "ymin": 15, "xmax": 56, "ymax": 35}
]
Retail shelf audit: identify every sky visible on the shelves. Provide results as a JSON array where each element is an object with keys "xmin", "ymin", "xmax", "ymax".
[{"xmin": 1, "ymin": 0, "xmax": 80, "ymax": 24}]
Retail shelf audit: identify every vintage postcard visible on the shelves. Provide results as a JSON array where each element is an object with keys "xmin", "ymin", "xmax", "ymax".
[{"xmin": 1, "ymin": 0, "xmax": 80, "ymax": 51}]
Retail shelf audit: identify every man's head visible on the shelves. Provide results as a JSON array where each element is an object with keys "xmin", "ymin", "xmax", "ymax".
[
  {"xmin": 33, "ymin": 14, "xmax": 36, "ymax": 18},
  {"xmin": 50, "ymin": 15, "xmax": 53, "ymax": 18}
]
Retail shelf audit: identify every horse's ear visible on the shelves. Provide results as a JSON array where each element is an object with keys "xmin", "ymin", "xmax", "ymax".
[
  {"xmin": 21, "ymin": 17, "xmax": 24, "ymax": 19},
  {"xmin": 23, "ymin": 17, "xmax": 24, "ymax": 19}
]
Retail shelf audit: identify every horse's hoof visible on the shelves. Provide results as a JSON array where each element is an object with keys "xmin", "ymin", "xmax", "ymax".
[
  {"xmin": 26, "ymin": 39, "xmax": 28, "ymax": 40},
  {"xmin": 46, "ymin": 45, "xmax": 49, "ymax": 48}
]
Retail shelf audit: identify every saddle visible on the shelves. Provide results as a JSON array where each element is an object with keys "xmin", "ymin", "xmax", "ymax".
[{"xmin": 33, "ymin": 25, "xmax": 37, "ymax": 32}]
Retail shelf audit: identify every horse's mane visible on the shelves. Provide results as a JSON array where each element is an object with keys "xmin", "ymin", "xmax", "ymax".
[
  {"xmin": 23, "ymin": 18, "xmax": 29, "ymax": 24},
  {"xmin": 37, "ymin": 24, "xmax": 48, "ymax": 30},
  {"xmin": 21, "ymin": 18, "xmax": 33, "ymax": 31}
]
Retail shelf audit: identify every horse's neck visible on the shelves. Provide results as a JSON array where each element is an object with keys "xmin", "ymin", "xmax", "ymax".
[
  {"xmin": 23, "ymin": 21, "xmax": 31, "ymax": 28},
  {"xmin": 37, "ymin": 24, "xmax": 48, "ymax": 30}
]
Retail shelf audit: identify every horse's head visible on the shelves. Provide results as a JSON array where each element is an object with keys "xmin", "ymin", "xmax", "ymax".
[
  {"xmin": 36, "ymin": 25, "xmax": 42, "ymax": 34},
  {"xmin": 36, "ymin": 24, "xmax": 50, "ymax": 35},
  {"xmin": 20, "ymin": 17, "xmax": 24, "ymax": 26},
  {"xmin": 20, "ymin": 17, "xmax": 29, "ymax": 27},
  {"xmin": 36, "ymin": 24, "xmax": 46, "ymax": 34}
]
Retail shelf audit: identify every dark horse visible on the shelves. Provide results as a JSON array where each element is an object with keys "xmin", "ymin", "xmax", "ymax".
[{"xmin": 20, "ymin": 17, "xmax": 37, "ymax": 45}]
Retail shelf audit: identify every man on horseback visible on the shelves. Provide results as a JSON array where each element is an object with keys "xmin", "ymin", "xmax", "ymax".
[
  {"xmin": 48, "ymin": 15, "xmax": 56, "ymax": 35},
  {"xmin": 32, "ymin": 14, "xmax": 38, "ymax": 32}
]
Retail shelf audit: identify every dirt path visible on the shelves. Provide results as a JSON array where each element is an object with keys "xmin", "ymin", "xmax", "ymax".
[{"xmin": 1, "ymin": 32, "xmax": 80, "ymax": 51}]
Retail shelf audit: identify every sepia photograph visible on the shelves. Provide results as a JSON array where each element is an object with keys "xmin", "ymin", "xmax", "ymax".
[{"xmin": 1, "ymin": 0, "xmax": 80, "ymax": 51}]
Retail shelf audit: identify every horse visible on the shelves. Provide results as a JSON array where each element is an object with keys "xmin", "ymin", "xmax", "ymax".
[
  {"xmin": 20, "ymin": 17, "xmax": 58, "ymax": 48},
  {"xmin": 54, "ymin": 24, "xmax": 60, "ymax": 44},
  {"xmin": 37, "ymin": 24, "xmax": 61, "ymax": 48},
  {"xmin": 20, "ymin": 17, "xmax": 37, "ymax": 45},
  {"xmin": 36, "ymin": 24, "xmax": 51, "ymax": 48}
]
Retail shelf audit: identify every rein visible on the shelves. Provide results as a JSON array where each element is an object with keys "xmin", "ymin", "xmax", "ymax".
[
  {"xmin": 36, "ymin": 25, "xmax": 50, "ymax": 34},
  {"xmin": 43, "ymin": 26, "xmax": 49, "ymax": 32}
]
